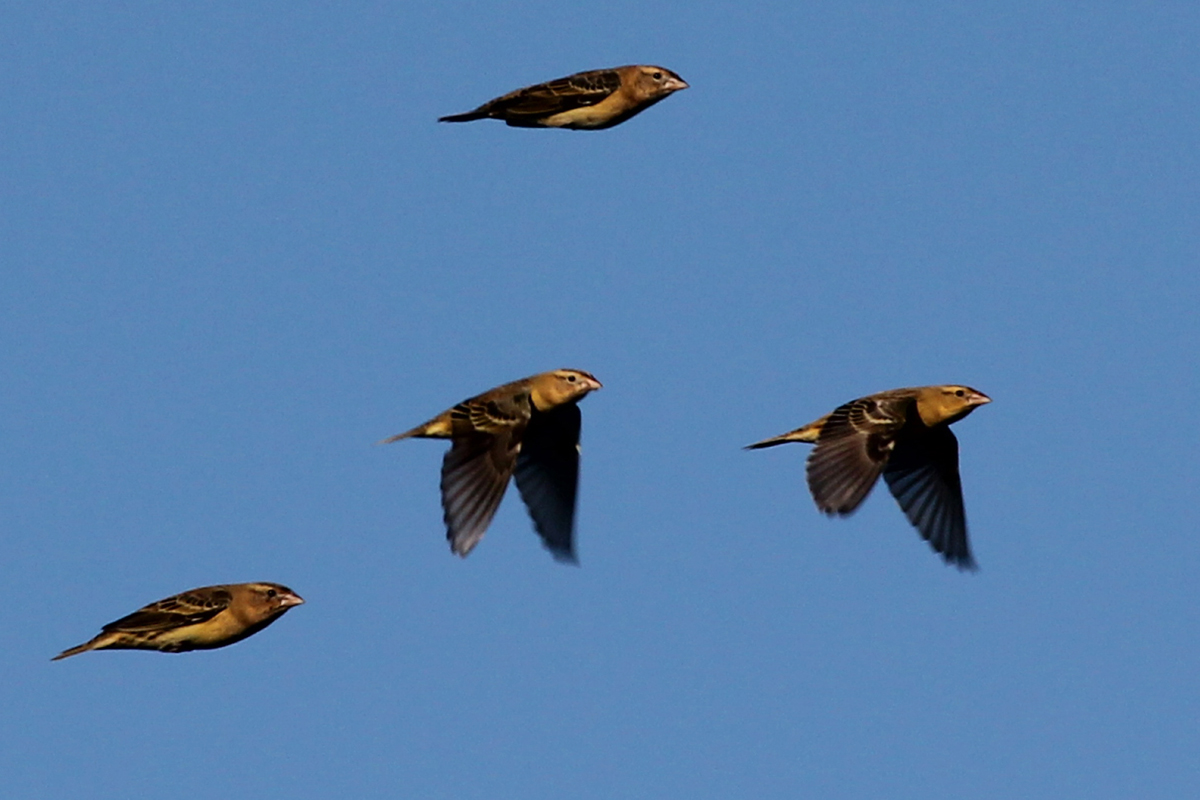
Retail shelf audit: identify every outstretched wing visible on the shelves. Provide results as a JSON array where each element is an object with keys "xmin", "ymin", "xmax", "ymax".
[
  {"xmin": 440, "ymin": 429, "xmax": 521, "ymax": 556},
  {"xmin": 514, "ymin": 403, "xmax": 582, "ymax": 562},
  {"xmin": 806, "ymin": 394, "xmax": 910, "ymax": 515},
  {"xmin": 883, "ymin": 425, "xmax": 976, "ymax": 569}
]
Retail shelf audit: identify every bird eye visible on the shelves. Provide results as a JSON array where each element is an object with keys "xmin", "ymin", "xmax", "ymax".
[
  {"xmin": 567, "ymin": 375, "xmax": 576, "ymax": 382},
  {"xmin": 266, "ymin": 589, "xmax": 277, "ymax": 598},
  {"xmin": 955, "ymin": 389, "xmax": 965, "ymax": 397},
  {"xmin": 653, "ymin": 72, "xmax": 663, "ymax": 80}
]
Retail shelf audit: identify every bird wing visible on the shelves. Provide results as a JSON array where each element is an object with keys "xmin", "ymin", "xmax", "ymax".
[
  {"xmin": 883, "ymin": 425, "xmax": 976, "ymax": 569},
  {"xmin": 458, "ymin": 391, "xmax": 529, "ymax": 434},
  {"xmin": 805, "ymin": 394, "xmax": 911, "ymax": 515},
  {"xmin": 102, "ymin": 587, "xmax": 233, "ymax": 633},
  {"xmin": 514, "ymin": 403, "xmax": 582, "ymax": 562},
  {"xmin": 440, "ymin": 428, "xmax": 522, "ymax": 556},
  {"xmin": 496, "ymin": 70, "xmax": 622, "ymax": 119}
]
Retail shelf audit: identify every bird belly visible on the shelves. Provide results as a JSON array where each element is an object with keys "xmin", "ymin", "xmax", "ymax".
[
  {"xmin": 162, "ymin": 615, "xmax": 242, "ymax": 650},
  {"xmin": 542, "ymin": 106, "xmax": 612, "ymax": 129}
]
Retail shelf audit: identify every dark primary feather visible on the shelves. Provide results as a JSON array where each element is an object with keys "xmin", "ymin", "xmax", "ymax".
[
  {"xmin": 437, "ymin": 389, "xmax": 533, "ymax": 555},
  {"xmin": 514, "ymin": 403, "xmax": 582, "ymax": 562},
  {"xmin": 806, "ymin": 394, "xmax": 909, "ymax": 514},
  {"xmin": 883, "ymin": 425, "xmax": 975, "ymax": 569},
  {"xmin": 440, "ymin": 429, "xmax": 522, "ymax": 556}
]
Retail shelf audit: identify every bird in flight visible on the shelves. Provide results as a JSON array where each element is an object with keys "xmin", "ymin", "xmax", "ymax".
[
  {"xmin": 439, "ymin": 65, "xmax": 688, "ymax": 129},
  {"xmin": 747, "ymin": 385, "xmax": 991, "ymax": 569},
  {"xmin": 53, "ymin": 582, "xmax": 304, "ymax": 660},
  {"xmin": 381, "ymin": 369, "xmax": 603, "ymax": 561}
]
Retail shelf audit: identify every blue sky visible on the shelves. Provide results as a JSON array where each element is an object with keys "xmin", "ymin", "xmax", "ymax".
[{"xmin": 2, "ymin": 3, "xmax": 1198, "ymax": 798}]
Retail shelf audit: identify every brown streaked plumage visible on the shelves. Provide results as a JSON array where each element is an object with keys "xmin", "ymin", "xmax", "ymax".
[
  {"xmin": 439, "ymin": 65, "xmax": 688, "ymax": 130},
  {"xmin": 747, "ymin": 386, "xmax": 991, "ymax": 570},
  {"xmin": 53, "ymin": 582, "xmax": 304, "ymax": 660},
  {"xmin": 381, "ymin": 369, "xmax": 603, "ymax": 561}
]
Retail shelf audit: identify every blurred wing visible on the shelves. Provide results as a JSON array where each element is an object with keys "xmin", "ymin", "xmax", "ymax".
[
  {"xmin": 806, "ymin": 396, "xmax": 907, "ymax": 514},
  {"xmin": 514, "ymin": 403, "xmax": 581, "ymax": 562},
  {"xmin": 103, "ymin": 588, "xmax": 232, "ymax": 633},
  {"xmin": 440, "ymin": 430, "xmax": 520, "ymax": 556},
  {"xmin": 883, "ymin": 425, "xmax": 976, "ymax": 569}
]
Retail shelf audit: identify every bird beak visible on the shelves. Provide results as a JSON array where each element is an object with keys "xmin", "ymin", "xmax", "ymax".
[
  {"xmin": 665, "ymin": 76, "xmax": 689, "ymax": 92},
  {"xmin": 585, "ymin": 376, "xmax": 603, "ymax": 392},
  {"xmin": 280, "ymin": 593, "xmax": 305, "ymax": 608},
  {"xmin": 969, "ymin": 390, "xmax": 991, "ymax": 406}
]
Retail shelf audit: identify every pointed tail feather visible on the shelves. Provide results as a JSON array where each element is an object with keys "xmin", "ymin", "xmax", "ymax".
[
  {"xmin": 377, "ymin": 413, "xmax": 455, "ymax": 445},
  {"xmin": 377, "ymin": 430, "xmax": 418, "ymax": 445},
  {"xmin": 745, "ymin": 427, "xmax": 821, "ymax": 449},
  {"xmin": 745, "ymin": 417, "xmax": 826, "ymax": 450},
  {"xmin": 438, "ymin": 109, "xmax": 489, "ymax": 123},
  {"xmin": 52, "ymin": 642, "xmax": 94, "ymax": 661}
]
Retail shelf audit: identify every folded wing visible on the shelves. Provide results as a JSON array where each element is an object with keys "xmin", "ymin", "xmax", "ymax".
[{"xmin": 103, "ymin": 588, "xmax": 233, "ymax": 633}]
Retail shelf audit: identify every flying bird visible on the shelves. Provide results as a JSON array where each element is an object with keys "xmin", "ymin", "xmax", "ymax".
[
  {"xmin": 381, "ymin": 369, "xmax": 602, "ymax": 561},
  {"xmin": 53, "ymin": 582, "xmax": 303, "ymax": 660},
  {"xmin": 438, "ymin": 65, "xmax": 688, "ymax": 130},
  {"xmin": 747, "ymin": 385, "xmax": 991, "ymax": 569}
]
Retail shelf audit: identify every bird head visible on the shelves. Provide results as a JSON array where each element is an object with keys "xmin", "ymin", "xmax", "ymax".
[
  {"xmin": 529, "ymin": 369, "xmax": 603, "ymax": 410},
  {"xmin": 632, "ymin": 66, "xmax": 689, "ymax": 99},
  {"xmin": 244, "ymin": 583, "xmax": 305, "ymax": 620},
  {"xmin": 918, "ymin": 386, "xmax": 991, "ymax": 427}
]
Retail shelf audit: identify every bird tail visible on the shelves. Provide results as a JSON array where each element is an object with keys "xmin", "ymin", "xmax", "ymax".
[
  {"xmin": 52, "ymin": 641, "xmax": 94, "ymax": 661},
  {"xmin": 377, "ymin": 412, "xmax": 455, "ymax": 445},
  {"xmin": 744, "ymin": 422, "xmax": 823, "ymax": 449},
  {"xmin": 377, "ymin": 429, "xmax": 418, "ymax": 445},
  {"xmin": 438, "ymin": 109, "xmax": 488, "ymax": 123}
]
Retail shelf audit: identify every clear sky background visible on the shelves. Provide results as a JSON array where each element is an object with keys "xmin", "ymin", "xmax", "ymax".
[{"xmin": 2, "ymin": 3, "xmax": 1197, "ymax": 798}]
